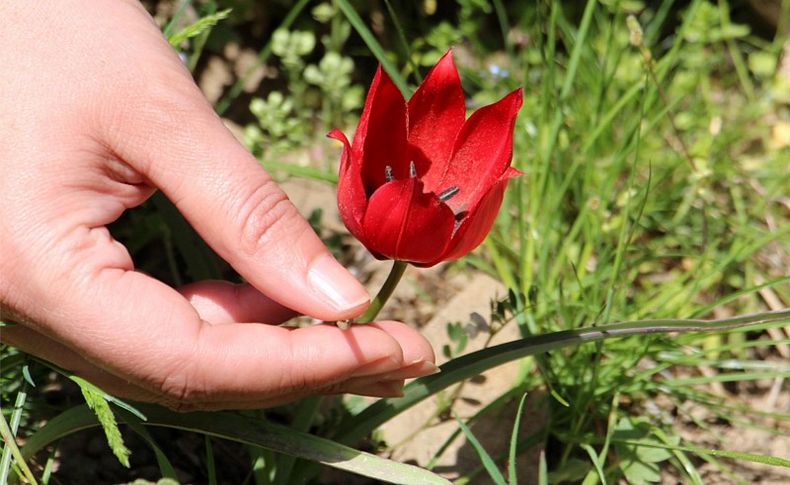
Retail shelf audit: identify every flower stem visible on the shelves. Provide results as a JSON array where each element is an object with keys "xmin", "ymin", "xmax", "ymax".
[{"xmin": 356, "ymin": 260, "xmax": 408, "ymax": 323}]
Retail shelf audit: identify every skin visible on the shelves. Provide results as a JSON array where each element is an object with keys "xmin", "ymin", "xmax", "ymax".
[{"xmin": 0, "ymin": 0, "xmax": 435, "ymax": 410}]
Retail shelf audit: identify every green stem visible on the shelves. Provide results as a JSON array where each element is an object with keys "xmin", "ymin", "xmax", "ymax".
[{"xmin": 356, "ymin": 260, "xmax": 408, "ymax": 323}]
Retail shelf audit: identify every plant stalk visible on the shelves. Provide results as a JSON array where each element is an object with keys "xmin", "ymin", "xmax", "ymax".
[{"xmin": 356, "ymin": 260, "xmax": 408, "ymax": 323}]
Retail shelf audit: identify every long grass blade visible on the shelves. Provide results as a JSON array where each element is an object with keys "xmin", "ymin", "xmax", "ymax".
[
  {"xmin": 271, "ymin": 396, "xmax": 321, "ymax": 485},
  {"xmin": 262, "ymin": 159, "xmax": 338, "ymax": 184},
  {"xmin": 611, "ymin": 439, "xmax": 790, "ymax": 468},
  {"xmin": 20, "ymin": 405, "xmax": 452, "ymax": 485},
  {"xmin": 0, "ymin": 381, "xmax": 28, "ymax": 484},
  {"xmin": 125, "ymin": 419, "xmax": 179, "ymax": 480},
  {"xmin": 580, "ymin": 443, "xmax": 606, "ymax": 485},
  {"xmin": 508, "ymin": 392, "xmax": 529, "ymax": 485},
  {"xmin": 338, "ymin": 309, "xmax": 790, "ymax": 444},
  {"xmin": 335, "ymin": 0, "xmax": 411, "ymax": 97},
  {"xmin": 0, "ymin": 410, "xmax": 37, "ymax": 485},
  {"xmin": 455, "ymin": 415, "xmax": 507, "ymax": 485},
  {"xmin": 205, "ymin": 435, "xmax": 218, "ymax": 485}
]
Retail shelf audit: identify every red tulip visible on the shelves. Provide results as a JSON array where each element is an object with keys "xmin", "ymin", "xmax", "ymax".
[{"xmin": 328, "ymin": 50, "xmax": 522, "ymax": 267}]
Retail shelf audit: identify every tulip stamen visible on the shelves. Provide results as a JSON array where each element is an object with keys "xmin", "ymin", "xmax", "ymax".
[
  {"xmin": 409, "ymin": 161, "xmax": 417, "ymax": 178},
  {"xmin": 384, "ymin": 165, "xmax": 394, "ymax": 182},
  {"xmin": 438, "ymin": 186, "xmax": 460, "ymax": 202}
]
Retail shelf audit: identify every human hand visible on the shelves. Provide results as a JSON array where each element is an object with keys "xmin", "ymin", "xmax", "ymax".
[{"xmin": 0, "ymin": 0, "xmax": 435, "ymax": 410}]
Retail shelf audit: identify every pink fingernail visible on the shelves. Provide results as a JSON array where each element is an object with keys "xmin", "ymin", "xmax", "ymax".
[
  {"xmin": 308, "ymin": 254, "xmax": 370, "ymax": 313},
  {"xmin": 377, "ymin": 361, "xmax": 440, "ymax": 381}
]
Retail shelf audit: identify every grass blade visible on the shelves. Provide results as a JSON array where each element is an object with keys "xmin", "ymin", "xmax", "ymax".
[
  {"xmin": 0, "ymin": 410, "xmax": 37, "ymax": 485},
  {"xmin": 335, "ymin": 0, "xmax": 411, "ymax": 97},
  {"xmin": 580, "ymin": 444, "xmax": 607, "ymax": 485},
  {"xmin": 21, "ymin": 405, "xmax": 453, "ymax": 485},
  {"xmin": 152, "ymin": 192, "xmax": 224, "ymax": 281},
  {"xmin": 508, "ymin": 392, "xmax": 529, "ymax": 485},
  {"xmin": 262, "ymin": 159, "xmax": 338, "ymax": 184},
  {"xmin": 271, "ymin": 396, "xmax": 321, "ymax": 485},
  {"xmin": 0, "ymin": 381, "xmax": 28, "ymax": 484},
  {"xmin": 162, "ymin": 0, "xmax": 190, "ymax": 39},
  {"xmin": 612, "ymin": 439, "xmax": 790, "ymax": 468},
  {"xmin": 205, "ymin": 436, "xmax": 218, "ymax": 485},
  {"xmin": 538, "ymin": 450, "xmax": 548, "ymax": 485},
  {"xmin": 125, "ymin": 419, "xmax": 179, "ymax": 480},
  {"xmin": 383, "ymin": 0, "xmax": 422, "ymax": 83},
  {"xmin": 168, "ymin": 9, "xmax": 232, "ymax": 47},
  {"xmin": 455, "ymin": 415, "xmax": 507, "ymax": 485},
  {"xmin": 338, "ymin": 309, "xmax": 790, "ymax": 444}
]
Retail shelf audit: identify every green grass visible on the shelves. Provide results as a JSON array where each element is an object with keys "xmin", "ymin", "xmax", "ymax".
[
  {"xmin": 2, "ymin": 1, "xmax": 789, "ymax": 484},
  {"xmin": 464, "ymin": 1, "xmax": 790, "ymax": 482}
]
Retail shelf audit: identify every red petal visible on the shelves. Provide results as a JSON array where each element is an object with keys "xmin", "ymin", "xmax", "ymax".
[
  {"xmin": 429, "ymin": 170, "xmax": 519, "ymax": 264},
  {"xmin": 434, "ymin": 88, "xmax": 522, "ymax": 214},
  {"xmin": 408, "ymin": 50, "xmax": 466, "ymax": 191},
  {"xmin": 328, "ymin": 128, "xmax": 366, "ymax": 238},
  {"xmin": 353, "ymin": 65, "xmax": 409, "ymax": 193},
  {"xmin": 361, "ymin": 178, "xmax": 455, "ymax": 263}
]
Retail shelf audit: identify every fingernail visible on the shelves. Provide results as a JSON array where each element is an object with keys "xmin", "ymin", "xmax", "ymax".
[
  {"xmin": 378, "ymin": 361, "xmax": 440, "ymax": 381},
  {"xmin": 353, "ymin": 356, "xmax": 401, "ymax": 378},
  {"xmin": 308, "ymin": 254, "xmax": 369, "ymax": 313}
]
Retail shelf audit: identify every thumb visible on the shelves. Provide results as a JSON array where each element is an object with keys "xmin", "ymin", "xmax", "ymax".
[{"xmin": 102, "ymin": 36, "xmax": 368, "ymax": 321}]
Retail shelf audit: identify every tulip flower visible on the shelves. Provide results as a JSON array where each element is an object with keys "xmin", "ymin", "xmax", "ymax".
[{"xmin": 328, "ymin": 51, "xmax": 522, "ymax": 269}]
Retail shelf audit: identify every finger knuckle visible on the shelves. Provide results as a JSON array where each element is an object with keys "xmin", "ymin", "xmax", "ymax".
[
  {"xmin": 154, "ymin": 357, "xmax": 208, "ymax": 408},
  {"xmin": 236, "ymin": 180, "xmax": 298, "ymax": 256},
  {"xmin": 274, "ymin": 352, "xmax": 327, "ymax": 395}
]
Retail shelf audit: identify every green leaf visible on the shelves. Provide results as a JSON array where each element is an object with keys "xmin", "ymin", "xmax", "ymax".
[
  {"xmin": 21, "ymin": 364, "xmax": 36, "ymax": 387},
  {"xmin": 338, "ymin": 309, "xmax": 790, "ymax": 445},
  {"xmin": 455, "ymin": 415, "xmax": 507, "ymax": 485},
  {"xmin": 508, "ymin": 393, "xmax": 529, "ymax": 485},
  {"xmin": 21, "ymin": 404, "xmax": 453, "ymax": 485},
  {"xmin": 610, "ymin": 439, "xmax": 790, "ymax": 468},
  {"xmin": 72, "ymin": 376, "xmax": 131, "ymax": 467},
  {"xmin": 613, "ymin": 417, "xmax": 672, "ymax": 484},
  {"xmin": 272, "ymin": 396, "xmax": 321, "ymax": 485},
  {"xmin": 168, "ymin": 9, "xmax": 232, "ymax": 47},
  {"xmin": 261, "ymin": 159, "xmax": 338, "ymax": 184},
  {"xmin": 0, "ymin": 410, "xmax": 37, "ymax": 485},
  {"xmin": 125, "ymin": 419, "xmax": 178, "ymax": 480},
  {"xmin": 547, "ymin": 458, "xmax": 590, "ymax": 483},
  {"xmin": 334, "ymin": 0, "xmax": 411, "ymax": 97},
  {"xmin": 205, "ymin": 436, "xmax": 218, "ymax": 485},
  {"xmin": 580, "ymin": 443, "xmax": 607, "ymax": 485}
]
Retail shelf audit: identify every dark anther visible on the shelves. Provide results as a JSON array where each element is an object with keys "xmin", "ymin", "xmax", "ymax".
[
  {"xmin": 452, "ymin": 211, "xmax": 467, "ymax": 237},
  {"xmin": 385, "ymin": 165, "xmax": 394, "ymax": 182},
  {"xmin": 409, "ymin": 161, "xmax": 417, "ymax": 178},
  {"xmin": 438, "ymin": 186, "xmax": 460, "ymax": 202}
]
